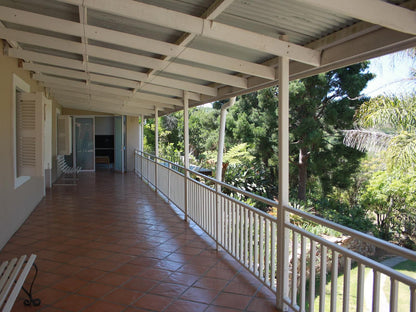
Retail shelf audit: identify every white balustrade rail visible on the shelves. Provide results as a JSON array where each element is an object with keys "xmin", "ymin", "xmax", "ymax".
[{"xmin": 135, "ymin": 150, "xmax": 416, "ymax": 312}]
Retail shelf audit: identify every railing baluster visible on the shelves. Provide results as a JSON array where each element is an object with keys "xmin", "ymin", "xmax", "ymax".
[
  {"xmin": 411, "ymin": 286, "xmax": 416, "ymax": 312},
  {"xmin": 300, "ymin": 235, "xmax": 306, "ymax": 311},
  {"xmin": 310, "ymin": 241, "xmax": 316, "ymax": 312},
  {"xmin": 227, "ymin": 199, "xmax": 231, "ymax": 251},
  {"xmin": 221, "ymin": 196, "xmax": 225, "ymax": 246},
  {"xmin": 254, "ymin": 213, "xmax": 259, "ymax": 276},
  {"xmin": 259, "ymin": 216, "xmax": 265, "ymax": 281},
  {"xmin": 209, "ymin": 190, "xmax": 213, "ymax": 236},
  {"xmin": 265, "ymin": 219, "xmax": 270, "ymax": 287},
  {"xmin": 240, "ymin": 205, "xmax": 244, "ymax": 261},
  {"xmin": 343, "ymin": 257, "xmax": 351, "ymax": 312},
  {"xmin": 390, "ymin": 278, "xmax": 398, "ymax": 312},
  {"xmin": 271, "ymin": 221, "xmax": 277, "ymax": 290},
  {"xmin": 357, "ymin": 263, "xmax": 365, "ymax": 312},
  {"xmin": 320, "ymin": 245, "xmax": 327, "ymax": 312},
  {"xmin": 330, "ymin": 250, "xmax": 338, "ymax": 312},
  {"xmin": 230, "ymin": 201, "xmax": 234, "ymax": 254},
  {"xmin": 167, "ymin": 163, "xmax": 171, "ymax": 203},
  {"xmin": 372, "ymin": 271, "xmax": 380, "ymax": 312},
  {"xmin": 233, "ymin": 202, "xmax": 237, "ymax": 258},
  {"xmin": 244, "ymin": 208, "xmax": 248, "ymax": 266},
  {"xmin": 249, "ymin": 210, "xmax": 253, "ymax": 271},
  {"xmin": 291, "ymin": 231, "xmax": 298, "ymax": 307}
]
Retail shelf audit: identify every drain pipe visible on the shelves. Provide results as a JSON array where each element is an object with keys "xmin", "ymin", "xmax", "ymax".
[{"xmin": 215, "ymin": 97, "xmax": 236, "ymax": 182}]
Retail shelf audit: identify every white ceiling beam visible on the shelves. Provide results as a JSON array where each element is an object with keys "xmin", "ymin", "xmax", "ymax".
[
  {"xmin": 140, "ymin": 84, "xmax": 200, "ymax": 102},
  {"xmin": 202, "ymin": 0, "xmax": 235, "ymax": 19},
  {"xmin": 8, "ymin": 47, "xmax": 200, "ymax": 101},
  {"xmin": 51, "ymin": 89, "xmax": 171, "ymax": 111},
  {"xmin": 295, "ymin": 0, "xmax": 416, "ymax": 36},
  {"xmin": 0, "ymin": 29, "xmax": 219, "ymax": 95},
  {"xmin": 86, "ymin": 46, "xmax": 247, "ymax": 88},
  {"xmin": 8, "ymin": 48, "xmax": 84, "ymax": 70},
  {"xmin": 41, "ymin": 80, "xmax": 176, "ymax": 109},
  {"xmin": 58, "ymin": 99, "xmax": 152, "ymax": 117},
  {"xmin": 65, "ymin": 0, "xmax": 320, "ymax": 66},
  {"xmin": 34, "ymin": 73, "xmax": 132, "ymax": 97},
  {"xmin": 0, "ymin": 22, "xmax": 18, "ymax": 48},
  {"xmin": 41, "ymin": 82, "xmax": 125, "ymax": 100},
  {"xmin": 23, "ymin": 62, "xmax": 89, "ymax": 80},
  {"xmin": 145, "ymin": 0, "xmax": 235, "ymax": 80},
  {"xmin": 0, "ymin": 7, "xmax": 274, "ymax": 80}
]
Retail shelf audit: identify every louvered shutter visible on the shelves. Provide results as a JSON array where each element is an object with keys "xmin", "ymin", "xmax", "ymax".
[
  {"xmin": 16, "ymin": 92, "xmax": 44, "ymax": 177},
  {"xmin": 57, "ymin": 115, "xmax": 72, "ymax": 155}
]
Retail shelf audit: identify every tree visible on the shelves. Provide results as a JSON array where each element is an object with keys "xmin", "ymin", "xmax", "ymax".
[
  {"xmin": 343, "ymin": 94, "xmax": 416, "ymax": 171},
  {"xmin": 289, "ymin": 63, "xmax": 374, "ymax": 200},
  {"xmin": 359, "ymin": 159, "xmax": 416, "ymax": 241},
  {"xmin": 343, "ymin": 94, "xmax": 416, "ymax": 245}
]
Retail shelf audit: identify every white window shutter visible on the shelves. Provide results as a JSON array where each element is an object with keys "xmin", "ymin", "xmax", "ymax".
[
  {"xmin": 57, "ymin": 115, "xmax": 72, "ymax": 155},
  {"xmin": 17, "ymin": 92, "xmax": 44, "ymax": 177}
]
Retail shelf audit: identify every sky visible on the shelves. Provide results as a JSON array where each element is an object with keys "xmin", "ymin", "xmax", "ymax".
[{"xmin": 363, "ymin": 51, "xmax": 415, "ymax": 96}]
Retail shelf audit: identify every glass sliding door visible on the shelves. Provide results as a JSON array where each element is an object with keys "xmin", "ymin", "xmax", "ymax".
[{"xmin": 74, "ymin": 117, "xmax": 95, "ymax": 171}]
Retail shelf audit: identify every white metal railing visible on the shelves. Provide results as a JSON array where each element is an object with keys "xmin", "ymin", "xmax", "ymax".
[{"xmin": 135, "ymin": 150, "xmax": 416, "ymax": 312}]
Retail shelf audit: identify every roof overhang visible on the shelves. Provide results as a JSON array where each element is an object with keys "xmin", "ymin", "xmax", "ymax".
[{"xmin": 1, "ymin": 0, "xmax": 415, "ymax": 117}]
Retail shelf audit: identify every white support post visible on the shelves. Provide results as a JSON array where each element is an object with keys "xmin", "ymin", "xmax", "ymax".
[
  {"xmin": 139, "ymin": 114, "xmax": 144, "ymax": 152},
  {"xmin": 276, "ymin": 37, "xmax": 290, "ymax": 311},
  {"xmin": 183, "ymin": 91, "xmax": 189, "ymax": 222},
  {"xmin": 154, "ymin": 108, "xmax": 158, "ymax": 191},
  {"xmin": 215, "ymin": 97, "xmax": 236, "ymax": 182},
  {"xmin": 215, "ymin": 96, "xmax": 236, "ymax": 251}
]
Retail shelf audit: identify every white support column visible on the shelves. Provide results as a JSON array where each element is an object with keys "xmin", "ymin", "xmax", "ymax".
[
  {"xmin": 154, "ymin": 108, "xmax": 159, "ymax": 191},
  {"xmin": 183, "ymin": 91, "xmax": 189, "ymax": 222},
  {"xmin": 139, "ymin": 114, "xmax": 144, "ymax": 152},
  {"xmin": 276, "ymin": 39, "xmax": 290, "ymax": 310},
  {"xmin": 215, "ymin": 97, "xmax": 236, "ymax": 182}
]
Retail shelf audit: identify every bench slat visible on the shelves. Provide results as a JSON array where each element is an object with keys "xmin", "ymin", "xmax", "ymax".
[
  {"xmin": 0, "ymin": 256, "xmax": 26, "ymax": 306},
  {"xmin": 2, "ymin": 255, "xmax": 36, "ymax": 312},
  {"xmin": 0, "ymin": 261, "xmax": 9, "ymax": 287},
  {"xmin": 0, "ymin": 259, "xmax": 16, "ymax": 294}
]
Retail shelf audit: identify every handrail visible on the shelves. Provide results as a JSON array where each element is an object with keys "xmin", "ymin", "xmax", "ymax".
[
  {"xmin": 137, "ymin": 150, "xmax": 416, "ymax": 262},
  {"xmin": 287, "ymin": 223, "xmax": 416, "ymax": 287}
]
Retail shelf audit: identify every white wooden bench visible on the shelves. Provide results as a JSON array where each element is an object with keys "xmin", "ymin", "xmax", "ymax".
[
  {"xmin": 55, "ymin": 155, "xmax": 81, "ymax": 185},
  {"xmin": 0, "ymin": 254, "xmax": 41, "ymax": 312},
  {"xmin": 57, "ymin": 155, "xmax": 81, "ymax": 177}
]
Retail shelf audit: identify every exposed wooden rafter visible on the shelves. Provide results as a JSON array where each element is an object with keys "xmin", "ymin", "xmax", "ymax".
[
  {"xmin": 296, "ymin": 0, "xmax": 416, "ymax": 35},
  {"xmin": 55, "ymin": 0, "xmax": 321, "ymax": 66}
]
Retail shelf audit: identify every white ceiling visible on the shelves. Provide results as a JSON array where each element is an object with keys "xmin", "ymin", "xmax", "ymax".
[{"xmin": 0, "ymin": 0, "xmax": 415, "ymax": 117}]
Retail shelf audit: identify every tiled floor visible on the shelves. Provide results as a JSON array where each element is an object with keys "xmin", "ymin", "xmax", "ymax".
[{"xmin": 1, "ymin": 171, "xmax": 279, "ymax": 312}]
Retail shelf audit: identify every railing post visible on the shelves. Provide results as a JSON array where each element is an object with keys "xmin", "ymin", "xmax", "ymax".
[
  {"xmin": 183, "ymin": 91, "xmax": 189, "ymax": 222},
  {"xmin": 215, "ymin": 182, "xmax": 220, "ymax": 251},
  {"xmin": 140, "ymin": 151, "xmax": 143, "ymax": 179},
  {"xmin": 154, "ymin": 108, "xmax": 159, "ymax": 192},
  {"xmin": 168, "ymin": 162, "xmax": 171, "ymax": 204},
  {"xmin": 276, "ymin": 37, "xmax": 290, "ymax": 311}
]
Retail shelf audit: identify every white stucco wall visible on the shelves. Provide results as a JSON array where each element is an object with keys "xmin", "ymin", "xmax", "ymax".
[{"xmin": 0, "ymin": 41, "xmax": 47, "ymax": 249}]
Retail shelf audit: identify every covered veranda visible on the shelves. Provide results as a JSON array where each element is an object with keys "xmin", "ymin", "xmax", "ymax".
[
  {"xmin": 1, "ymin": 0, "xmax": 416, "ymax": 311},
  {"xmin": 1, "ymin": 172, "xmax": 277, "ymax": 312}
]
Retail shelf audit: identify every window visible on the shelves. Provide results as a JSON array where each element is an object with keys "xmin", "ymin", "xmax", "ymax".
[{"xmin": 13, "ymin": 74, "xmax": 31, "ymax": 188}]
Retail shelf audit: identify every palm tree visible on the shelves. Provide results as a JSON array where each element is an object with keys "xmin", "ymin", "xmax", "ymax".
[{"xmin": 343, "ymin": 94, "xmax": 416, "ymax": 171}]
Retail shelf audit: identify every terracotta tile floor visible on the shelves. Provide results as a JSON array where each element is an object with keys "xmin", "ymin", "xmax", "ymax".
[{"xmin": 0, "ymin": 171, "xmax": 279, "ymax": 312}]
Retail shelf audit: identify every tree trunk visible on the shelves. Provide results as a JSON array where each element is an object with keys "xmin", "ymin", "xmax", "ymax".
[{"xmin": 298, "ymin": 147, "xmax": 308, "ymax": 201}]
